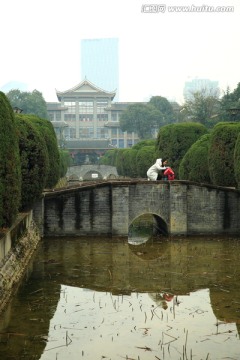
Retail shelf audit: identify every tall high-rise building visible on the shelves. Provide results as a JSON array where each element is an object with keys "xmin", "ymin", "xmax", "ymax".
[
  {"xmin": 183, "ymin": 78, "xmax": 219, "ymax": 100},
  {"xmin": 81, "ymin": 38, "xmax": 119, "ymax": 100}
]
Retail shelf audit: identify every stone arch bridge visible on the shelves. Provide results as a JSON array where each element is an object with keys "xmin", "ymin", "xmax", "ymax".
[
  {"xmin": 33, "ymin": 180, "xmax": 240, "ymax": 237},
  {"xmin": 66, "ymin": 165, "xmax": 118, "ymax": 181}
]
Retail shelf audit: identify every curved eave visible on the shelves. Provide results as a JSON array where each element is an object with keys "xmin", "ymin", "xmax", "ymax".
[
  {"xmin": 56, "ymin": 91, "xmax": 116, "ymax": 102},
  {"xmin": 56, "ymin": 79, "xmax": 116, "ymax": 101}
]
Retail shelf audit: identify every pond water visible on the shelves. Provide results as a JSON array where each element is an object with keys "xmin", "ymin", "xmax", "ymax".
[{"xmin": 0, "ymin": 234, "xmax": 240, "ymax": 360}]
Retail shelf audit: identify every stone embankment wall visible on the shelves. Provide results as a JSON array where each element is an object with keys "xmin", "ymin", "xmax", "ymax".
[{"xmin": 0, "ymin": 211, "xmax": 41, "ymax": 314}]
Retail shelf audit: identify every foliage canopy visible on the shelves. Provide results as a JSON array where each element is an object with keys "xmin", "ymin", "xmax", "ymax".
[
  {"xmin": 120, "ymin": 103, "xmax": 162, "ymax": 139},
  {"xmin": 156, "ymin": 122, "xmax": 208, "ymax": 177},
  {"xmin": 208, "ymin": 122, "xmax": 240, "ymax": 187},
  {"xmin": 0, "ymin": 92, "xmax": 21, "ymax": 227},
  {"xmin": 6, "ymin": 89, "xmax": 48, "ymax": 119},
  {"xmin": 179, "ymin": 133, "xmax": 211, "ymax": 183}
]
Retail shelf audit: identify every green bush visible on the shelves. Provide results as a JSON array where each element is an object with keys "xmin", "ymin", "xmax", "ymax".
[
  {"xmin": 120, "ymin": 149, "xmax": 135, "ymax": 177},
  {"xmin": 179, "ymin": 134, "xmax": 211, "ymax": 183},
  {"xmin": 156, "ymin": 122, "xmax": 208, "ymax": 177},
  {"xmin": 127, "ymin": 149, "xmax": 138, "ymax": 177},
  {"xmin": 115, "ymin": 149, "xmax": 127, "ymax": 176},
  {"xmin": 100, "ymin": 149, "xmax": 118, "ymax": 166},
  {"xmin": 59, "ymin": 150, "xmax": 72, "ymax": 178},
  {"xmin": 26, "ymin": 115, "xmax": 60, "ymax": 188},
  {"xmin": 15, "ymin": 115, "xmax": 49, "ymax": 209},
  {"xmin": 234, "ymin": 133, "xmax": 240, "ymax": 189},
  {"xmin": 132, "ymin": 139, "xmax": 156, "ymax": 150},
  {"xmin": 208, "ymin": 122, "xmax": 240, "ymax": 187},
  {"xmin": 136, "ymin": 146, "xmax": 157, "ymax": 178},
  {"xmin": 0, "ymin": 92, "xmax": 21, "ymax": 227}
]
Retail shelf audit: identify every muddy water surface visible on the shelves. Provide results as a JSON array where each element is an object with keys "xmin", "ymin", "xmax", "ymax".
[{"xmin": 0, "ymin": 235, "xmax": 240, "ymax": 360}]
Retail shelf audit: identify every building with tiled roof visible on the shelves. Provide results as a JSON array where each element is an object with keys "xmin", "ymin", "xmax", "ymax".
[{"xmin": 47, "ymin": 79, "xmax": 140, "ymax": 165}]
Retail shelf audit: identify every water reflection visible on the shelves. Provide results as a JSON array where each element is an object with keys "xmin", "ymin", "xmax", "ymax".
[
  {"xmin": 128, "ymin": 213, "xmax": 168, "ymax": 245},
  {"xmin": 0, "ymin": 235, "xmax": 240, "ymax": 359}
]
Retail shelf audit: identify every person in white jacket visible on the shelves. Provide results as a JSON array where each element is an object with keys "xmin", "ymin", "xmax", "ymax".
[{"xmin": 147, "ymin": 158, "xmax": 168, "ymax": 181}]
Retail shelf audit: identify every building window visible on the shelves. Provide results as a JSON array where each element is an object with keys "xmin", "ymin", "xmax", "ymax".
[
  {"xmin": 111, "ymin": 112, "xmax": 117, "ymax": 121},
  {"xmin": 111, "ymin": 128, "xmax": 117, "ymax": 135},
  {"xmin": 97, "ymin": 127, "xmax": 107, "ymax": 138},
  {"xmin": 127, "ymin": 139, "xmax": 133, "ymax": 147},
  {"xmin": 119, "ymin": 139, "xmax": 124, "ymax": 148},
  {"xmin": 97, "ymin": 113, "xmax": 108, "ymax": 121},
  {"xmin": 97, "ymin": 100, "xmax": 108, "ymax": 114},
  {"xmin": 64, "ymin": 101, "xmax": 76, "ymax": 113},
  {"xmin": 79, "ymin": 127, "xmax": 94, "ymax": 138},
  {"xmin": 49, "ymin": 111, "xmax": 61, "ymax": 121},
  {"xmin": 65, "ymin": 114, "xmax": 76, "ymax": 121},
  {"xmin": 79, "ymin": 101, "xmax": 93, "ymax": 114},
  {"xmin": 79, "ymin": 114, "xmax": 93, "ymax": 121},
  {"xmin": 69, "ymin": 127, "xmax": 76, "ymax": 139}
]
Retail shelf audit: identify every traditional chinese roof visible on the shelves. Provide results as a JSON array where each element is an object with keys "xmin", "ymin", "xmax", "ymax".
[{"xmin": 56, "ymin": 79, "xmax": 116, "ymax": 101}]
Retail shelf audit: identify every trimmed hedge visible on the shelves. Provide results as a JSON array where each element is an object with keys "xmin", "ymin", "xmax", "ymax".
[
  {"xmin": 59, "ymin": 150, "xmax": 72, "ymax": 178},
  {"xmin": 127, "ymin": 149, "xmax": 138, "ymax": 177},
  {"xmin": 132, "ymin": 139, "xmax": 156, "ymax": 150},
  {"xmin": 26, "ymin": 115, "xmax": 60, "ymax": 188},
  {"xmin": 136, "ymin": 146, "xmax": 157, "ymax": 178},
  {"xmin": 115, "ymin": 149, "xmax": 127, "ymax": 176},
  {"xmin": 0, "ymin": 92, "xmax": 21, "ymax": 227},
  {"xmin": 156, "ymin": 122, "xmax": 208, "ymax": 177},
  {"xmin": 15, "ymin": 115, "xmax": 49, "ymax": 209},
  {"xmin": 179, "ymin": 133, "xmax": 211, "ymax": 183},
  {"xmin": 234, "ymin": 133, "xmax": 240, "ymax": 189},
  {"xmin": 208, "ymin": 122, "xmax": 240, "ymax": 187}
]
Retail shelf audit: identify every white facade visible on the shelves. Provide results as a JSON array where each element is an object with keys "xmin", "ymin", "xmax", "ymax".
[{"xmin": 47, "ymin": 79, "xmax": 139, "ymax": 149}]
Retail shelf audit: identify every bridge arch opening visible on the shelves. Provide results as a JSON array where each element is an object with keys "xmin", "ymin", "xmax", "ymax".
[
  {"xmin": 83, "ymin": 170, "xmax": 103, "ymax": 181},
  {"xmin": 128, "ymin": 213, "xmax": 168, "ymax": 245}
]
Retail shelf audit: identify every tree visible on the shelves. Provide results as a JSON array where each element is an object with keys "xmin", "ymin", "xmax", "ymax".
[
  {"xmin": 136, "ymin": 146, "xmax": 156, "ymax": 178},
  {"xmin": 183, "ymin": 88, "xmax": 220, "ymax": 127},
  {"xmin": 234, "ymin": 132, "xmax": 240, "ymax": 189},
  {"xmin": 156, "ymin": 122, "xmax": 208, "ymax": 177},
  {"xmin": 26, "ymin": 115, "xmax": 60, "ymax": 188},
  {"xmin": 149, "ymin": 96, "xmax": 176, "ymax": 124},
  {"xmin": 179, "ymin": 134, "xmax": 211, "ymax": 183},
  {"xmin": 15, "ymin": 114, "xmax": 49, "ymax": 209},
  {"xmin": 59, "ymin": 150, "xmax": 72, "ymax": 178},
  {"xmin": 0, "ymin": 92, "xmax": 21, "ymax": 227},
  {"xmin": 100, "ymin": 149, "xmax": 118, "ymax": 166},
  {"xmin": 220, "ymin": 83, "xmax": 240, "ymax": 122},
  {"xmin": 115, "ymin": 149, "xmax": 127, "ymax": 176},
  {"xmin": 208, "ymin": 122, "xmax": 240, "ymax": 187},
  {"xmin": 119, "ymin": 103, "xmax": 162, "ymax": 139},
  {"xmin": 6, "ymin": 89, "xmax": 48, "ymax": 119},
  {"xmin": 132, "ymin": 139, "xmax": 156, "ymax": 150}
]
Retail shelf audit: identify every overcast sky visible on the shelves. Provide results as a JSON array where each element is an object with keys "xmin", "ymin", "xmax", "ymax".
[{"xmin": 1, "ymin": 0, "xmax": 239, "ymax": 104}]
